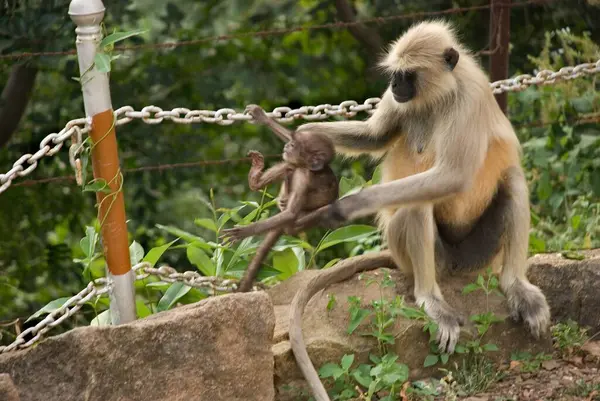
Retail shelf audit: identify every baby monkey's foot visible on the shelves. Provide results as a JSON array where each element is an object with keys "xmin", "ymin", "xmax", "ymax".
[{"xmin": 220, "ymin": 225, "xmax": 254, "ymax": 245}]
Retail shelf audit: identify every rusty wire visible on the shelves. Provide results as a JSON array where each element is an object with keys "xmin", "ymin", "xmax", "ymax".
[{"xmin": 0, "ymin": 0, "xmax": 553, "ymax": 61}]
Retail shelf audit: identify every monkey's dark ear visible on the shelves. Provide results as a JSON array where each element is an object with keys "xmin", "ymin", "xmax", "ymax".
[
  {"xmin": 443, "ymin": 47, "xmax": 459, "ymax": 71},
  {"xmin": 308, "ymin": 154, "xmax": 325, "ymax": 171}
]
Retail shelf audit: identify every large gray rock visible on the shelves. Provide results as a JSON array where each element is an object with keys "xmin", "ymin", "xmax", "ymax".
[
  {"xmin": 0, "ymin": 292, "xmax": 275, "ymax": 401},
  {"xmin": 528, "ymin": 249, "xmax": 600, "ymax": 333},
  {"xmin": 270, "ymin": 250, "xmax": 600, "ymax": 400}
]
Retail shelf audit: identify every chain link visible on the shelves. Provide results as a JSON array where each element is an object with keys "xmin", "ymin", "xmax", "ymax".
[
  {"xmin": 0, "ymin": 278, "xmax": 108, "ymax": 354},
  {"xmin": 2, "ymin": 59, "xmax": 599, "ymax": 194},
  {"xmin": 0, "ymin": 262, "xmax": 266, "ymax": 354},
  {"xmin": 0, "ymin": 118, "xmax": 89, "ymax": 194},
  {"xmin": 133, "ymin": 262, "xmax": 266, "ymax": 292}
]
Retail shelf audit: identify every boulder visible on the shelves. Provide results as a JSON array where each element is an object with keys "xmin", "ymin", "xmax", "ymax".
[
  {"xmin": 0, "ymin": 374, "xmax": 20, "ymax": 401},
  {"xmin": 270, "ymin": 250, "xmax": 600, "ymax": 399},
  {"xmin": 0, "ymin": 292, "xmax": 275, "ymax": 401},
  {"xmin": 528, "ymin": 249, "xmax": 600, "ymax": 333}
]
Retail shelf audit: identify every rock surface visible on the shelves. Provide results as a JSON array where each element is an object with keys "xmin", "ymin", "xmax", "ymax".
[
  {"xmin": 1, "ymin": 250, "xmax": 599, "ymax": 401},
  {"xmin": 0, "ymin": 374, "xmax": 20, "ymax": 401},
  {"xmin": 528, "ymin": 249, "xmax": 600, "ymax": 333},
  {"xmin": 271, "ymin": 250, "xmax": 600, "ymax": 399},
  {"xmin": 0, "ymin": 292, "xmax": 275, "ymax": 401}
]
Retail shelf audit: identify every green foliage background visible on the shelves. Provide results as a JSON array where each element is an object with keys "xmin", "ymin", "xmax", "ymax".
[{"xmin": 0, "ymin": 0, "xmax": 599, "ymax": 343}]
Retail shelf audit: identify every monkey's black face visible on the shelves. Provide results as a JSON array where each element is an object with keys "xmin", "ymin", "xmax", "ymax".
[{"xmin": 391, "ymin": 70, "xmax": 417, "ymax": 103}]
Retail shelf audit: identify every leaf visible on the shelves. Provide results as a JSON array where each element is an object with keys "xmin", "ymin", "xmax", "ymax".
[
  {"xmin": 529, "ymin": 234, "xmax": 546, "ymax": 253},
  {"xmin": 194, "ymin": 218, "xmax": 218, "ymax": 233},
  {"xmin": 561, "ymin": 251, "xmax": 585, "ymax": 260},
  {"xmin": 423, "ymin": 354, "xmax": 439, "ymax": 367},
  {"xmin": 156, "ymin": 224, "xmax": 211, "ymax": 245},
  {"xmin": 135, "ymin": 300, "xmax": 152, "ymax": 318},
  {"xmin": 143, "ymin": 238, "xmax": 179, "ymax": 267},
  {"xmin": 186, "ymin": 245, "xmax": 216, "ymax": 276},
  {"xmin": 129, "ymin": 241, "xmax": 145, "ymax": 265},
  {"xmin": 571, "ymin": 215, "xmax": 582, "ymax": 230},
  {"xmin": 26, "ymin": 297, "xmax": 70, "ymax": 322},
  {"xmin": 483, "ymin": 343, "xmax": 499, "ymax": 352},
  {"xmin": 536, "ymin": 171, "xmax": 552, "ymax": 201},
  {"xmin": 440, "ymin": 353, "xmax": 449, "ymax": 364},
  {"xmin": 318, "ymin": 363, "xmax": 343, "ymax": 379},
  {"xmin": 317, "ymin": 225, "xmax": 378, "ymax": 252},
  {"xmin": 326, "ymin": 294, "xmax": 337, "ymax": 312},
  {"xmin": 83, "ymin": 179, "xmax": 111, "ymax": 194},
  {"xmin": 339, "ymin": 174, "xmax": 366, "ymax": 197},
  {"xmin": 157, "ymin": 282, "xmax": 192, "ymax": 312},
  {"xmin": 322, "ymin": 258, "xmax": 341, "ymax": 269},
  {"xmin": 352, "ymin": 365, "xmax": 373, "ymax": 387},
  {"xmin": 272, "ymin": 248, "xmax": 299, "ymax": 280},
  {"xmin": 462, "ymin": 283, "xmax": 480, "ymax": 295},
  {"xmin": 347, "ymin": 308, "xmax": 371, "ymax": 334},
  {"xmin": 90, "ymin": 310, "xmax": 111, "ymax": 326},
  {"xmin": 94, "ymin": 53, "xmax": 111, "ymax": 73},
  {"xmin": 341, "ymin": 354, "xmax": 355, "ymax": 370},
  {"xmin": 454, "ymin": 344, "xmax": 467, "ymax": 354},
  {"xmin": 291, "ymin": 246, "xmax": 306, "ymax": 271},
  {"xmin": 371, "ymin": 165, "xmax": 382, "ymax": 184},
  {"xmin": 100, "ymin": 29, "xmax": 146, "ymax": 48},
  {"xmin": 80, "ymin": 226, "xmax": 98, "ymax": 258}
]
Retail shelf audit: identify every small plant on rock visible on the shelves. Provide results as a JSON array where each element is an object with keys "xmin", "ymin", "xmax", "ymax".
[{"xmin": 551, "ymin": 319, "xmax": 589, "ymax": 357}]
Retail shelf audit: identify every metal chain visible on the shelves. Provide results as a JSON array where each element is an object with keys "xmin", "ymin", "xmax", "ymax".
[
  {"xmin": 489, "ymin": 59, "xmax": 600, "ymax": 93},
  {"xmin": 0, "ymin": 277, "xmax": 108, "ymax": 354},
  {"xmin": 133, "ymin": 262, "xmax": 267, "ymax": 292},
  {"xmin": 0, "ymin": 118, "xmax": 89, "ymax": 194},
  {"xmin": 0, "ymin": 262, "xmax": 265, "ymax": 354},
  {"xmin": 1, "ymin": 58, "xmax": 599, "ymax": 194}
]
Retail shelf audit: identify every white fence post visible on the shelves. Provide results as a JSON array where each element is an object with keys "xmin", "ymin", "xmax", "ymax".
[{"xmin": 69, "ymin": 0, "xmax": 136, "ymax": 325}]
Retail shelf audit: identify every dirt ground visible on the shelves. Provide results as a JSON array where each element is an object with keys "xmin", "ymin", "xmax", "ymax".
[{"xmin": 417, "ymin": 341, "xmax": 600, "ymax": 401}]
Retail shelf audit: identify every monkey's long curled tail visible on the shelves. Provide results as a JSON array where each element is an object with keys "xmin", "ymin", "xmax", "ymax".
[{"xmin": 288, "ymin": 250, "xmax": 396, "ymax": 401}]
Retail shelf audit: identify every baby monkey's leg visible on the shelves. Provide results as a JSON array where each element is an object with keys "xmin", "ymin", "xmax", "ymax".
[{"xmin": 237, "ymin": 228, "xmax": 283, "ymax": 292}]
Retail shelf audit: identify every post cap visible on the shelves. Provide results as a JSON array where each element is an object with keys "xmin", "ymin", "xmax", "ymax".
[{"xmin": 69, "ymin": 0, "xmax": 105, "ymax": 23}]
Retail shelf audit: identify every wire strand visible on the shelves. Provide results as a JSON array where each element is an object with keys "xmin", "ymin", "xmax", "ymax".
[{"xmin": 0, "ymin": 0, "xmax": 552, "ymax": 61}]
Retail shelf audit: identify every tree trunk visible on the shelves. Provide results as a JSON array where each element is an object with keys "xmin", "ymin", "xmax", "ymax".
[
  {"xmin": 334, "ymin": 0, "xmax": 384, "ymax": 80},
  {"xmin": 0, "ymin": 63, "xmax": 38, "ymax": 148}
]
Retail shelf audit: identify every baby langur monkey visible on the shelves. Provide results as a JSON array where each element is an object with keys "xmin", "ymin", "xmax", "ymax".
[{"xmin": 221, "ymin": 105, "xmax": 339, "ymax": 292}]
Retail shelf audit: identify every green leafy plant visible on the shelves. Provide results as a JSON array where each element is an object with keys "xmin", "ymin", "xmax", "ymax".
[
  {"xmin": 551, "ymin": 319, "xmax": 589, "ymax": 356},
  {"xmin": 510, "ymin": 351, "xmax": 552, "ymax": 373},
  {"xmin": 318, "ymin": 353, "xmax": 409, "ymax": 401}
]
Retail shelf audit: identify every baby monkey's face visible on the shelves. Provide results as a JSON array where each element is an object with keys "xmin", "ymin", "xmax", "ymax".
[
  {"xmin": 283, "ymin": 131, "xmax": 334, "ymax": 170},
  {"xmin": 282, "ymin": 139, "xmax": 302, "ymax": 165}
]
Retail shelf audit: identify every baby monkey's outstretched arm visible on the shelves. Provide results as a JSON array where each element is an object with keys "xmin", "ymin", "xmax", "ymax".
[{"xmin": 247, "ymin": 104, "xmax": 292, "ymax": 142}]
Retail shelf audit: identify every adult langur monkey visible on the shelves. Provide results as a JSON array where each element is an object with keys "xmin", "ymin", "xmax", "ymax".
[{"xmin": 290, "ymin": 20, "xmax": 551, "ymax": 355}]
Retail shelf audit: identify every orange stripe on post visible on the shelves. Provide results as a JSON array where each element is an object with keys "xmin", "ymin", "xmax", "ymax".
[{"xmin": 90, "ymin": 108, "xmax": 131, "ymax": 276}]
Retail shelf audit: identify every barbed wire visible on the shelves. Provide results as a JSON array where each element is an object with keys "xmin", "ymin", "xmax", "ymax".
[
  {"xmin": 0, "ymin": 0, "xmax": 552, "ymax": 61},
  {"xmin": 10, "ymin": 113, "xmax": 600, "ymax": 189},
  {"xmin": 0, "ymin": 261, "xmax": 264, "ymax": 354},
  {"xmin": 2, "ymin": 57, "xmax": 599, "ymax": 195}
]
